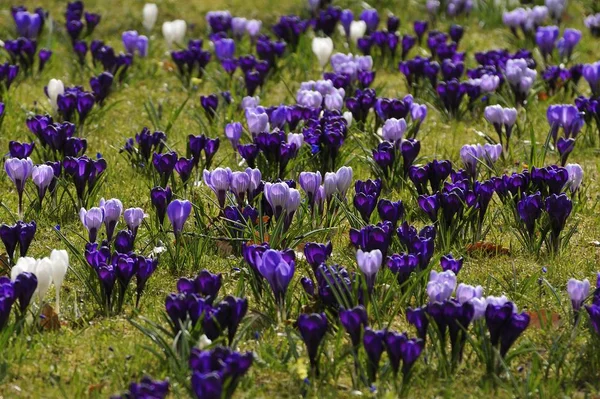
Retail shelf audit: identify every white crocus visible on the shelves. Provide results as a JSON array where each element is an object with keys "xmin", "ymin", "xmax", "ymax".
[
  {"xmin": 349, "ymin": 21, "xmax": 367, "ymax": 44},
  {"xmin": 312, "ymin": 37, "xmax": 334, "ymax": 68},
  {"xmin": 162, "ymin": 19, "xmax": 186, "ymax": 48},
  {"xmin": 50, "ymin": 250, "xmax": 69, "ymax": 314},
  {"xmin": 142, "ymin": 3, "xmax": 158, "ymax": 31},
  {"xmin": 11, "ymin": 257, "xmax": 38, "ymax": 280},
  {"xmin": 34, "ymin": 257, "xmax": 53, "ymax": 302},
  {"xmin": 47, "ymin": 79, "xmax": 64, "ymax": 111}
]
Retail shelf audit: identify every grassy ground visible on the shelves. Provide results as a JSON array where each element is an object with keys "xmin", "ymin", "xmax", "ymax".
[{"xmin": 1, "ymin": 0, "xmax": 600, "ymax": 397}]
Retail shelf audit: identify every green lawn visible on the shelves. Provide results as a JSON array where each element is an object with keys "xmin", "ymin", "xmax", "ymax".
[{"xmin": 1, "ymin": 0, "xmax": 600, "ymax": 397}]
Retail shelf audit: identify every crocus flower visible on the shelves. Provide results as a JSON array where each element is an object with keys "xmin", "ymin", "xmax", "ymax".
[
  {"xmin": 565, "ymin": 163, "xmax": 583, "ymax": 192},
  {"xmin": 349, "ymin": 21, "xmax": 367, "ymax": 44},
  {"xmin": 303, "ymin": 241, "xmax": 332, "ymax": 270},
  {"xmin": 162, "ymin": 20, "xmax": 186, "ymax": 48},
  {"xmin": 46, "ymin": 79, "xmax": 64, "ymax": 111},
  {"xmin": 124, "ymin": 208, "xmax": 145, "ymax": 237},
  {"xmin": 312, "ymin": 37, "xmax": 334, "ymax": 68},
  {"xmin": 5, "ymin": 157, "xmax": 34, "ymax": 214},
  {"xmin": 382, "ymin": 118, "xmax": 407, "ymax": 143},
  {"xmin": 335, "ymin": 166, "xmax": 353, "ymax": 197},
  {"xmin": 80, "ymin": 207, "xmax": 104, "ymax": 242},
  {"xmin": 255, "ymin": 249, "xmax": 295, "ymax": 302},
  {"xmin": 356, "ymin": 249, "xmax": 382, "ymax": 293},
  {"xmin": 142, "ymin": 3, "xmax": 158, "ymax": 31},
  {"xmin": 49, "ymin": 249, "xmax": 69, "ymax": 314},
  {"xmin": 567, "ymin": 278, "xmax": 590, "ymax": 312},
  {"xmin": 340, "ymin": 305, "xmax": 368, "ymax": 348},
  {"xmin": 427, "ymin": 270, "xmax": 457, "ymax": 302},
  {"xmin": 557, "ymin": 28, "xmax": 581, "ymax": 61},
  {"xmin": 167, "ymin": 199, "xmax": 192, "ymax": 234},
  {"xmin": 225, "ymin": 122, "xmax": 243, "ymax": 149},
  {"xmin": 12, "ymin": 271, "xmax": 37, "ymax": 313},
  {"xmin": 204, "ymin": 167, "xmax": 232, "ymax": 209},
  {"xmin": 150, "ymin": 186, "xmax": 172, "ymax": 225},
  {"xmin": 299, "ymin": 171, "xmax": 322, "ymax": 208},
  {"xmin": 32, "ymin": 164, "xmax": 54, "ymax": 204},
  {"xmin": 297, "ymin": 312, "xmax": 328, "ymax": 370},
  {"xmin": 100, "ymin": 198, "xmax": 123, "ymax": 242},
  {"xmin": 536, "ymin": 26, "xmax": 559, "ymax": 60},
  {"xmin": 440, "ymin": 254, "xmax": 464, "ymax": 275},
  {"xmin": 363, "ymin": 328, "xmax": 385, "ymax": 382}
]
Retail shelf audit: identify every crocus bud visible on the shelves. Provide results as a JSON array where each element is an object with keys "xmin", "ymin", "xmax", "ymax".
[
  {"xmin": 356, "ymin": 249, "xmax": 382, "ymax": 292},
  {"xmin": 167, "ymin": 199, "xmax": 192, "ymax": 234},
  {"xmin": 50, "ymin": 249, "xmax": 69, "ymax": 314},
  {"xmin": 349, "ymin": 21, "xmax": 367, "ymax": 44},
  {"xmin": 143, "ymin": 3, "xmax": 158, "ymax": 31},
  {"xmin": 124, "ymin": 207, "xmax": 146, "ymax": 236},
  {"xmin": 335, "ymin": 166, "xmax": 353, "ymax": 197},
  {"xmin": 32, "ymin": 164, "xmax": 54, "ymax": 204},
  {"xmin": 46, "ymin": 79, "xmax": 64, "ymax": 111},
  {"xmin": 162, "ymin": 20, "xmax": 186, "ymax": 48},
  {"xmin": 382, "ymin": 118, "xmax": 407, "ymax": 143},
  {"xmin": 34, "ymin": 257, "xmax": 53, "ymax": 302},
  {"xmin": 225, "ymin": 122, "xmax": 243, "ymax": 149},
  {"xmin": 312, "ymin": 37, "xmax": 334, "ymax": 68},
  {"xmin": 100, "ymin": 198, "xmax": 123, "ymax": 242},
  {"xmin": 79, "ymin": 207, "xmax": 105, "ymax": 242}
]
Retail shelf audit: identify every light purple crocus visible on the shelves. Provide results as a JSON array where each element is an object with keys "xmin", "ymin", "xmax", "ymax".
[
  {"xmin": 225, "ymin": 122, "xmax": 243, "ymax": 149},
  {"xmin": 32, "ymin": 164, "xmax": 55, "ymax": 204},
  {"xmin": 583, "ymin": 61, "xmax": 600, "ymax": 96},
  {"xmin": 426, "ymin": 270, "xmax": 457, "ymax": 302},
  {"xmin": 565, "ymin": 163, "xmax": 583, "ymax": 193},
  {"xmin": 204, "ymin": 167, "xmax": 232, "ymax": 208},
  {"xmin": 456, "ymin": 283, "xmax": 483, "ymax": 304},
  {"xmin": 5, "ymin": 157, "xmax": 33, "ymax": 215},
  {"xmin": 299, "ymin": 172, "xmax": 322, "ymax": 206},
  {"xmin": 124, "ymin": 207, "xmax": 145, "ymax": 236},
  {"xmin": 460, "ymin": 144, "xmax": 484, "ymax": 177},
  {"xmin": 100, "ymin": 198, "xmax": 123, "ymax": 242},
  {"xmin": 231, "ymin": 17, "xmax": 247, "ymax": 38},
  {"xmin": 264, "ymin": 182, "xmax": 290, "ymax": 219},
  {"xmin": 246, "ymin": 20, "xmax": 262, "ymax": 38},
  {"xmin": 80, "ymin": 207, "xmax": 105, "ymax": 242},
  {"xmin": 382, "ymin": 118, "xmax": 407, "ymax": 143},
  {"xmin": 356, "ymin": 249, "xmax": 382, "ymax": 292},
  {"xmin": 246, "ymin": 108, "xmax": 269, "ymax": 134},
  {"xmin": 123, "ymin": 31, "xmax": 140, "ymax": 54},
  {"xmin": 483, "ymin": 143, "xmax": 502, "ymax": 165},
  {"xmin": 230, "ymin": 171, "xmax": 250, "ymax": 205},
  {"xmin": 167, "ymin": 199, "xmax": 192, "ymax": 234},
  {"xmin": 567, "ymin": 278, "xmax": 590, "ymax": 312},
  {"xmin": 335, "ymin": 166, "xmax": 353, "ymax": 197},
  {"xmin": 557, "ymin": 28, "xmax": 581, "ymax": 60}
]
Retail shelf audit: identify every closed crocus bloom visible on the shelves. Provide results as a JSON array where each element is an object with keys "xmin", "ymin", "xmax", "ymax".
[
  {"xmin": 299, "ymin": 171, "xmax": 322, "ymax": 205},
  {"xmin": 124, "ymin": 207, "xmax": 146, "ymax": 236},
  {"xmin": 50, "ymin": 249, "xmax": 68, "ymax": 314},
  {"xmin": 382, "ymin": 118, "xmax": 407, "ymax": 143},
  {"xmin": 100, "ymin": 198, "xmax": 123, "ymax": 242},
  {"xmin": 256, "ymin": 249, "xmax": 295, "ymax": 302},
  {"xmin": 349, "ymin": 21, "xmax": 367, "ymax": 44},
  {"xmin": 122, "ymin": 30, "xmax": 139, "ymax": 54},
  {"xmin": 79, "ymin": 207, "xmax": 104, "ymax": 242},
  {"xmin": 246, "ymin": 19, "xmax": 262, "ymax": 38},
  {"xmin": 137, "ymin": 35, "xmax": 149, "ymax": 57},
  {"xmin": 340, "ymin": 305, "xmax": 368, "ymax": 347},
  {"xmin": 297, "ymin": 312, "xmax": 328, "ymax": 370},
  {"xmin": 225, "ymin": 122, "xmax": 243, "ymax": 148},
  {"xmin": 34, "ymin": 257, "xmax": 53, "ymax": 302},
  {"xmin": 356, "ymin": 249, "xmax": 382, "ymax": 292},
  {"xmin": 32, "ymin": 164, "xmax": 54, "ymax": 204},
  {"xmin": 287, "ymin": 133, "xmax": 304, "ymax": 149},
  {"xmin": 557, "ymin": 28, "xmax": 581, "ymax": 60},
  {"xmin": 427, "ymin": 270, "xmax": 457, "ymax": 302},
  {"xmin": 46, "ymin": 79, "xmax": 64, "ymax": 111},
  {"xmin": 214, "ymin": 38, "xmax": 235, "ymax": 60},
  {"xmin": 264, "ymin": 182, "xmax": 290, "ymax": 219},
  {"xmin": 5, "ymin": 157, "xmax": 34, "ymax": 195},
  {"xmin": 335, "ymin": 166, "xmax": 353, "ymax": 197},
  {"xmin": 460, "ymin": 144, "xmax": 483, "ymax": 177},
  {"xmin": 535, "ymin": 25, "xmax": 559, "ymax": 59},
  {"xmin": 167, "ymin": 199, "xmax": 192, "ymax": 234},
  {"xmin": 142, "ymin": 3, "xmax": 158, "ymax": 31},
  {"xmin": 12, "ymin": 271, "xmax": 37, "ymax": 313},
  {"xmin": 203, "ymin": 167, "xmax": 232, "ymax": 208},
  {"xmin": 323, "ymin": 172, "xmax": 338, "ymax": 199},
  {"xmin": 312, "ymin": 37, "xmax": 334, "ymax": 68},
  {"xmin": 363, "ymin": 327, "xmax": 385, "ymax": 382},
  {"xmin": 565, "ymin": 163, "xmax": 583, "ymax": 192},
  {"xmin": 246, "ymin": 108, "xmax": 270, "ymax": 134},
  {"xmin": 567, "ymin": 278, "xmax": 590, "ymax": 312},
  {"xmin": 456, "ymin": 283, "xmax": 483, "ymax": 304},
  {"xmin": 162, "ymin": 20, "xmax": 186, "ymax": 48},
  {"xmin": 484, "ymin": 143, "xmax": 502, "ymax": 165},
  {"xmin": 230, "ymin": 171, "xmax": 250, "ymax": 204}
]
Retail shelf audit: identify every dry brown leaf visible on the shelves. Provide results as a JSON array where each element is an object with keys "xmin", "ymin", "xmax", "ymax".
[
  {"xmin": 466, "ymin": 242, "xmax": 510, "ymax": 257},
  {"xmin": 527, "ymin": 309, "xmax": 561, "ymax": 329},
  {"xmin": 40, "ymin": 304, "xmax": 60, "ymax": 331}
]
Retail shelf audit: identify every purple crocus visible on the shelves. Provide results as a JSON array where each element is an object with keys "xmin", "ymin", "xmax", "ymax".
[
  {"xmin": 32, "ymin": 164, "xmax": 54, "ymax": 205},
  {"xmin": 363, "ymin": 327, "xmax": 385, "ymax": 382},
  {"xmin": 79, "ymin": 207, "xmax": 105, "ymax": 242},
  {"xmin": 567, "ymin": 278, "xmax": 590, "ymax": 313},
  {"xmin": 255, "ymin": 249, "xmax": 295, "ymax": 303},
  {"xmin": 99, "ymin": 198, "xmax": 123, "ymax": 242},
  {"xmin": 440, "ymin": 254, "xmax": 464, "ymax": 275},
  {"xmin": 536, "ymin": 26, "xmax": 559, "ymax": 60},
  {"xmin": 5, "ymin": 157, "xmax": 33, "ymax": 215},
  {"xmin": 204, "ymin": 167, "xmax": 232, "ymax": 209},
  {"xmin": 150, "ymin": 186, "xmax": 173, "ymax": 225},
  {"xmin": 167, "ymin": 199, "xmax": 192, "ymax": 234},
  {"xmin": 303, "ymin": 241, "xmax": 332, "ymax": 270},
  {"xmin": 340, "ymin": 305, "xmax": 368, "ymax": 348},
  {"xmin": 12, "ymin": 271, "xmax": 38, "ymax": 313},
  {"xmin": 297, "ymin": 312, "xmax": 328, "ymax": 371}
]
